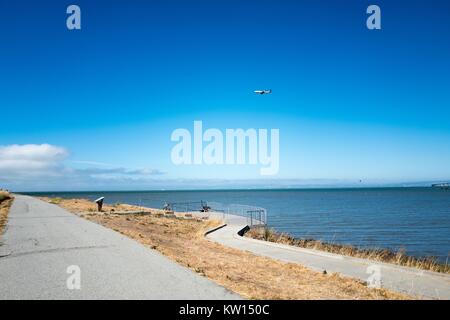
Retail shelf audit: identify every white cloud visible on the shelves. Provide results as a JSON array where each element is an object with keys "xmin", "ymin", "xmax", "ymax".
[
  {"xmin": 0, "ymin": 144, "xmax": 166, "ymax": 190},
  {"xmin": 0, "ymin": 144, "xmax": 68, "ymax": 175},
  {"xmin": 0, "ymin": 144, "xmax": 68, "ymax": 161}
]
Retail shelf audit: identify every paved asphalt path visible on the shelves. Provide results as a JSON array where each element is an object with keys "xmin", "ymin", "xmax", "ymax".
[
  {"xmin": 0, "ymin": 195, "xmax": 240, "ymax": 300},
  {"xmin": 206, "ymin": 214, "xmax": 450, "ymax": 300}
]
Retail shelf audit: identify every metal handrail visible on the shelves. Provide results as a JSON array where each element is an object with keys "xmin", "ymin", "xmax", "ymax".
[
  {"xmin": 208, "ymin": 202, "xmax": 267, "ymax": 227},
  {"xmin": 161, "ymin": 200, "xmax": 267, "ymax": 227}
]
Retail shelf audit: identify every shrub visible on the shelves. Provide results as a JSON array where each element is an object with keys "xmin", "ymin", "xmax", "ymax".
[
  {"xmin": 0, "ymin": 191, "xmax": 11, "ymax": 203},
  {"xmin": 49, "ymin": 197, "xmax": 63, "ymax": 204}
]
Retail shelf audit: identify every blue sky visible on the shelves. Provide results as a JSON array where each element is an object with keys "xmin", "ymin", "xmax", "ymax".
[{"xmin": 1, "ymin": 0, "xmax": 450, "ymax": 190}]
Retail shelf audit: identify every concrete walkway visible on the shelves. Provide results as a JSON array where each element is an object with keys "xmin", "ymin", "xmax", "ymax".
[
  {"xmin": 206, "ymin": 213, "xmax": 450, "ymax": 300},
  {"xmin": 0, "ymin": 195, "xmax": 240, "ymax": 300}
]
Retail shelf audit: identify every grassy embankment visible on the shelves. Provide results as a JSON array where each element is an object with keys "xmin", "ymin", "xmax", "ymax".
[
  {"xmin": 41, "ymin": 197, "xmax": 411, "ymax": 300},
  {"xmin": 246, "ymin": 227, "xmax": 450, "ymax": 274},
  {"xmin": 0, "ymin": 191, "xmax": 13, "ymax": 236}
]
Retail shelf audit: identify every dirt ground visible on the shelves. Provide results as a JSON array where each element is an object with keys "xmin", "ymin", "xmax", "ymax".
[{"xmin": 41, "ymin": 197, "xmax": 411, "ymax": 300}]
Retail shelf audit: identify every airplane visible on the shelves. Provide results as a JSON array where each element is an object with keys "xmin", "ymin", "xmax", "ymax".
[{"xmin": 254, "ymin": 89, "xmax": 272, "ymax": 95}]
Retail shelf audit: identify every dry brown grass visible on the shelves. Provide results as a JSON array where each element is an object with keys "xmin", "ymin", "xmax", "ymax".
[
  {"xmin": 0, "ymin": 191, "xmax": 13, "ymax": 235},
  {"xmin": 246, "ymin": 227, "xmax": 450, "ymax": 274},
  {"xmin": 39, "ymin": 197, "xmax": 164, "ymax": 215},
  {"xmin": 46, "ymin": 197, "xmax": 411, "ymax": 300}
]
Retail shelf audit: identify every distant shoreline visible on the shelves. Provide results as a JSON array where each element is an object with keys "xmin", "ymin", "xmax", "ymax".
[{"xmin": 15, "ymin": 185, "xmax": 443, "ymax": 194}]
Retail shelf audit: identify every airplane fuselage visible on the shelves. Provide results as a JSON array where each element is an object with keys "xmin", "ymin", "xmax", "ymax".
[{"xmin": 254, "ymin": 89, "xmax": 272, "ymax": 95}]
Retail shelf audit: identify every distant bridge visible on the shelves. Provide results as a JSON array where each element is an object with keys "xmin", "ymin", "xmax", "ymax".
[{"xmin": 431, "ymin": 183, "xmax": 450, "ymax": 190}]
